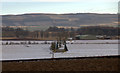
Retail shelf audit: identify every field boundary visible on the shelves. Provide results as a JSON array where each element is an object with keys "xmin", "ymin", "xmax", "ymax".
[{"xmin": 1, "ymin": 55, "xmax": 120, "ymax": 62}]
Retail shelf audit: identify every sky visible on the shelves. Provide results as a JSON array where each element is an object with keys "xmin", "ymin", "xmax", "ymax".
[{"xmin": 1, "ymin": 0, "xmax": 119, "ymax": 15}]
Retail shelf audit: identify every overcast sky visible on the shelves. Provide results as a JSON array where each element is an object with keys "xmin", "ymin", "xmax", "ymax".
[
  {"xmin": 1, "ymin": 0, "xmax": 119, "ymax": 15},
  {"xmin": 1, "ymin": 0, "xmax": 119, "ymax": 2}
]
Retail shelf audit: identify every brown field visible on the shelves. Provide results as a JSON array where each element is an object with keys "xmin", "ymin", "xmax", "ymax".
[
  {"xmin": 2, "ymin": 57, "xmax": 119, "ymax": 72},
  {"xmin": 1, "ymin": 37, "xmax": 59, "ymax": 41}
]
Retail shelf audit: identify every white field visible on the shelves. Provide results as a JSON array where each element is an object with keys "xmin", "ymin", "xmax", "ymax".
[
  {"xmin": 1, "ymin": 40, "xmax": 119, "ymax": 61},
  {"xmin": 1, "ymin": 40, "xmax": 119, "ymax": 44}
]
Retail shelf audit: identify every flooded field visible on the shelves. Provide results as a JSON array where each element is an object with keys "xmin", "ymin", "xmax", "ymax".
[{"xmin": 1, "ymin": 40, "xmax": 119, "ymax": 61}]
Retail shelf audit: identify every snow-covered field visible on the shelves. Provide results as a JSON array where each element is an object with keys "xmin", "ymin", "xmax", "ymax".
[
  {"xmin": 1, "ymin": 40, "xmax": 119, "ymax": 61},
  {"xmin": 1, "ymin": 40, "xmax": 119, "ymax": 44}
]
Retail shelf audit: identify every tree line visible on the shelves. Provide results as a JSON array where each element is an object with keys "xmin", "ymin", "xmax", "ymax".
[{"xmin": 2, "ymin": 26, "xmax": 119, "ymax": 40}]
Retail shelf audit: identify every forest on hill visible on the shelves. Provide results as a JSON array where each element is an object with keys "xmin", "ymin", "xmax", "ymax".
[{"xmin": 2, "ymin": 13, "xmax": 118, "ymax": 31}]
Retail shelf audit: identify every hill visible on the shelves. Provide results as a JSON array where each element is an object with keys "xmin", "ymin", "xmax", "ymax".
[{"xmin": 2, "ymin": 13, "xmax": 118, "ymax": 30}]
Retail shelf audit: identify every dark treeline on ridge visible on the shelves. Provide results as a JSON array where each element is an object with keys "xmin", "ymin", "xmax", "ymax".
[{"xmin": 2, "ymin": 26, "xmax": 119, "ymax": 40}]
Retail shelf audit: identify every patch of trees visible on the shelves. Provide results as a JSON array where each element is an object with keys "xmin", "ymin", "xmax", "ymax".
[
  {"xmin": 2, "ymin": 27, "xmax": 29, "ymax": 38},
  {"xmin": 77, "ymin": 26, "xmax": 119, "ymax": 36},
  {"xmin": 2, "ymin": 26, "xmax": 119, "ymax": 39}
]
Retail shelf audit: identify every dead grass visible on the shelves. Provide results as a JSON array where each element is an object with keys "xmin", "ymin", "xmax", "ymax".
[{"xmin": 2, "ymin": 57, "xmax": 119, "ymax": 71}]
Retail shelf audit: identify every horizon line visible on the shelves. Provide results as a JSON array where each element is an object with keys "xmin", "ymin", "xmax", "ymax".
[{"xmin": 1, "ymin": 12, "xmax": 117, "ymax": 15}]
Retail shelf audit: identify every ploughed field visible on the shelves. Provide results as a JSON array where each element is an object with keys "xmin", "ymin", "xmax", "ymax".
[
  {"xmin": 1, "ymin": 40, "xmax": 119, "ymax": 61},
  {"xmin": 2, "ymin": 57, "xmax": 119, "ymax": 71}
]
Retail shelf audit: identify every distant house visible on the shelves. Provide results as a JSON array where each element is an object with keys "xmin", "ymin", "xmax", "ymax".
[
  {"xmin": 96, "ymin": 35, "xmax": 111, "ymax": 39},
  {"xmin": 67, "ymin": 38, "xmax": 73, "ymax": 41},
  {"xmin": 104, "ymin": 36, "xmax": 111, "ymax": 39},
  {"xmin": 75, "ymin": 35, "xmax": 97, "ymax": 40},
  {"xmin": 96, "ymin": 35, "xmax": 104, "ymax": 39}
]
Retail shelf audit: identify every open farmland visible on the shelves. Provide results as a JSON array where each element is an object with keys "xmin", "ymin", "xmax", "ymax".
[
  {"xmin": 1, "ymin": 40, "xmax": 119, "ymax": 61},
  {"xmin": 2, "ymin": 57, "xmax": 119, "ymax": 71},
  {"xmin": 1, "ymin": 40, "xmax": 119, "ymax": 72}
]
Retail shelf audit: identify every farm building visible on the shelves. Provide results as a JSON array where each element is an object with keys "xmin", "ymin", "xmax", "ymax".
[{"xmin": 75, "ymin": 35, "xmax": 97, "ymax": 40}]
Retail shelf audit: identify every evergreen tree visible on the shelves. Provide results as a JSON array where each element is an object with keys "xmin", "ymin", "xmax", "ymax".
[{"xmin": 64, "ymin": 43, "xmax": 68, "ymax": 51}]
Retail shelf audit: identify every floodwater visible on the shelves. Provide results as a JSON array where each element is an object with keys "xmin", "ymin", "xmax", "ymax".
[{"xmin": 1, "ymin": 40, "xmax": 119, "ymax": 61}]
